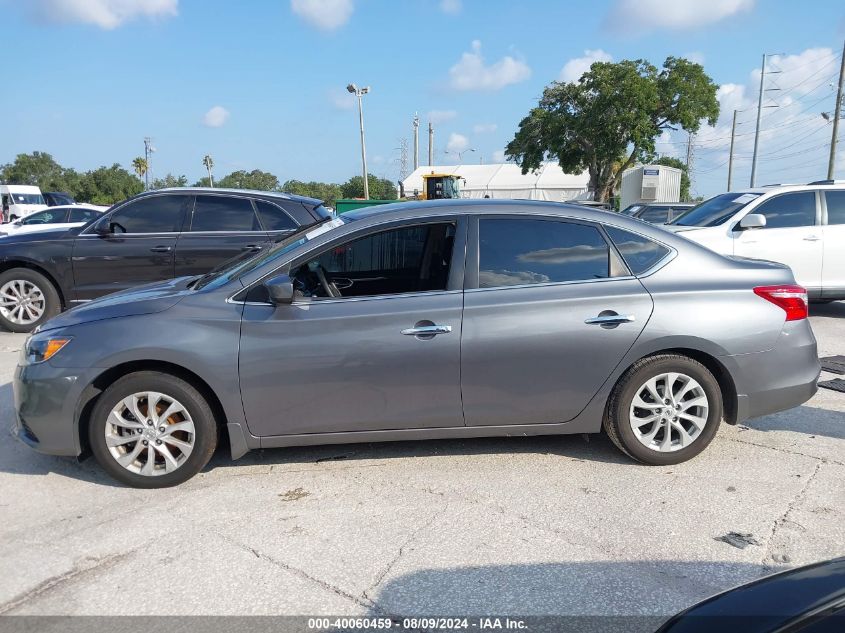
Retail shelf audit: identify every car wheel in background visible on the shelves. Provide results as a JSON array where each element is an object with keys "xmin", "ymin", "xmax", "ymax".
[
  {"xmin": 89, "ymin": 371, "xmax": 218, "ymax": 488},
  {"xmin": 604, "ymin": 354, "xmax": 723, "ymax": 465},
  {"xmin": 0, "ymin": 268, "xmax": 60, "ymax": 333}
]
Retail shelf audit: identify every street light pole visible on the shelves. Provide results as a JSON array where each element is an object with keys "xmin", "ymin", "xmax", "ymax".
[{"xmin": 347, "ymin": 83, "xmax": 370, "ymax": 200}]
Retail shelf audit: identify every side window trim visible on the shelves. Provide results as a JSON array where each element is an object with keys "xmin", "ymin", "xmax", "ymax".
[
  {"xmin": 465, "ymin": 214, "xmax": 627, "ymax": 292},
  {"xmin": 234, "ymin": 216, "xmax": 467, "ymax": 304}
]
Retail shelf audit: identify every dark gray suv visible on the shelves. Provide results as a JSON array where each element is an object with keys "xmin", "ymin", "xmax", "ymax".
[{"xmin": 14, "ymin": 200, "xmax": 819, "ymax": 487}]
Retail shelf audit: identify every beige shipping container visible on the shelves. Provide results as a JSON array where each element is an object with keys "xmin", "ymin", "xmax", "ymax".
[{"xmin": 620, "ymin": 165, "xmax": 682, "ymax": 211}]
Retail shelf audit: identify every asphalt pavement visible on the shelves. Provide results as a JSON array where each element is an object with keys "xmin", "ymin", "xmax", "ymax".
[{"xmin": 0, "ymin": 304, "xmax": 843, "ymax": 619}]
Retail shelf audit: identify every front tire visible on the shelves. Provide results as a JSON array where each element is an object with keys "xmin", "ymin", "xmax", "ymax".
[
  {"xmin": 89, "ymin": 372, "xmax": 218, "ymax": 488},
  {"xmin": 603, "ymin": 354, "xmax": 723, "ymax": 465},
  {"xmin": 0, "ymin": 268, "xmax": 60, "ymax": 333}
]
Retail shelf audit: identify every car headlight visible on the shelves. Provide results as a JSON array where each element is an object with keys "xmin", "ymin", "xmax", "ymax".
[{"xmin": 23, "ymin": 336, "xmax": 72, "ymax": 364}]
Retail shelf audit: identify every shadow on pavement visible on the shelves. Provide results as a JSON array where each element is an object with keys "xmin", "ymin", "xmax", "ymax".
[
  {"xmin": 368, "ymin": 560, "xmax": 778, "ymax": 631},
  {"xmin": 205, "ymin": 430, "xmax": 632, "ymax": 474},
  {"xmin": 740, "ymin": 404, "xmax": 845, "ymax": 440},
  {"xmin": 810, "ymin": 300, "xmax": 845, "ymax": 318}
]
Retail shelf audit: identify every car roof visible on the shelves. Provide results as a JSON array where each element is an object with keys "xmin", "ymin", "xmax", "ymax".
[
  {"xmin": 728, "ymin": 182, "xmax": 845, "ymax": 196},
  {"xmin": 36, "ymin": 204, "xmax": 103, "ymax": 212},
  {"xmin": 149, "ymin": 187, "xmax": 323, "ymax": 206},
  {"xmin": 343, "ymin": 198, "xmax": 663, "ymax": 229}
]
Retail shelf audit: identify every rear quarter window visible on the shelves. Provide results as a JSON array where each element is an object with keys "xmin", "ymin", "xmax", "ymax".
[{"xmin": 605, "ymin": 226, "xmax": 671, "ymax": 275}]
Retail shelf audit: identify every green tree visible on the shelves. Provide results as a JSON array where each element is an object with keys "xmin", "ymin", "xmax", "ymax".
[
  {"xmin": 654, "ymin": 156, "xmax": 691, "ymax": 202},
  {"xmin": 282, "ymin": 179, "xmax": 343, "ymax": 207},
  {"xmin": 75, "ymin": 164, "xmax": 143, "ymax": 205},
  {"xmin": 340, "ymin": 174, "xmax": 398, "ymax": 200},
  {"xmin": 216, "ymin": 169, "xmax": 280, "ymax": 191},
  {"xmin": 192, "ymin": 176, "xmax": 213, "ymax": 187},
  {"xmin": 0, "ymin": 151, "xmax": 81, "ymax": 194},
  {"xmin": 505, "ymin": 57, "xmax": 719, "ymax": 202},
  {"xmin": 151, "ymin": 173, "xmax": 188, "ymax": 189}
]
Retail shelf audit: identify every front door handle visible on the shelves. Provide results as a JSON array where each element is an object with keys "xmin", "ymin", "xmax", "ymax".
[
  {"xmin": 585, "ymin": 314, "xmax": 636, "ymax": 326},
  {"xmin": 803, "ymin": 236, "xmax": 821, "ymax": 242},
  {"xmin": 149, "ymin": 245, "xmax": 172, "ymax": 253},
  {"xmin": 401, "ymin": 325, "xmax": 452, "ymax": 336},
  {"xmin": 241, "ymin": 244, "xmax": 263, "ymax": 251}
]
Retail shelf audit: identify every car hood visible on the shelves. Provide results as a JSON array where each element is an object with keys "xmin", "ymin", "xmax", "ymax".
[{"xmin": 38, "ymin": 276, "xmax": 197, "ymax": 332}]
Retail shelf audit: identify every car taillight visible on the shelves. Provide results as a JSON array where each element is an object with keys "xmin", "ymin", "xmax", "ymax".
[{"xmin": 753, "ymin": 285, "xmax": 808, "ymax": 321}]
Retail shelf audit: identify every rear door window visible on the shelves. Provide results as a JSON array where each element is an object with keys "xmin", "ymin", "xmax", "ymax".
[
  {"xmin": 478, "ymin": 218, "xmax": 609, "ymax": 288},
  {"xmin": 605, "ymin": 226, "xmax": 671, "ymax": 274},
  {"xmin": 190, "ymin": 195, "xmax": 262, "ymax": 232},
  {"xmin": 824, "ymin": 191, "xmax": 845, "ymax": 225},
  {"xmin": 753, "ymin": 192, "xmax": 817, "ymax": 229},
  {"xmin": 639, "ymin": 207, "xmax": 671, "ymax": 223},
  {"xmin": 255, "ymin": 200, "xmax": 297, "ymax": 231},
  {"xmin": 69, "ymin": 208, "xmax": 101, "ymax": 223}
]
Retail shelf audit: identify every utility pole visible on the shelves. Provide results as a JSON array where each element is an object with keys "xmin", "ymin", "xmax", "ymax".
[
  {"xmin": 827, "ymin": 40, "xmax": 845, "ymax": 180},
  {"xmin": 412, "ymin": 113, "xmax": 420, "ymax": 171},
  {"xmin": 143, "ymin": 137, "xmax": 153, "ymax": 191},
  {"xmin": 749, "ymin": 54, "xmax": 767, "ymax": 187},
  {"xmin": 728, "ymin": 110, "xmax": 738, "ymax": 191},
  {"xmin": 428, "ymin": 121, "xmax": 434, "ymax": 166}
]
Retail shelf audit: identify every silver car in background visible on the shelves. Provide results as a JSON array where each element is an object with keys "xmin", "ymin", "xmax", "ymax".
[{"xmin": 14, "ymin": 200, "xmax": 820, "ymax": 487}]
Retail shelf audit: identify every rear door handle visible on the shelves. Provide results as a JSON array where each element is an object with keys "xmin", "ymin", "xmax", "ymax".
[
  {"xmin": 241, "ymin": 244, "xmax": 263, "ymax": 251},
  {"xmin": 401, "ymin": 325, "xmax": 452, "ymax": 336},
  {"xmin": 803, "ymin": 236, "xmax": 821, "ymax": 242},
  {"xmin": 149, "ymin": 246, "xmax": 172, "ymax": 253},
  {"xmin": 585, "ymin": 314, "xmax": 636, "ymax": 326}
]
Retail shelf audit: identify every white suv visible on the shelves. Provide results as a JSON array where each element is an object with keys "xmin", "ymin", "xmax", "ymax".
[{"xmin": 664, "ymin": 181, "xmax": 845, "ymax": 301}]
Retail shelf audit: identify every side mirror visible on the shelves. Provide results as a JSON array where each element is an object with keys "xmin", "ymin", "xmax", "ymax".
[
  {"xmin": 92, "ymin": 219, "xmax": 112, "ymax": 235},
  {"xmin": 739, "ymin": 213, "xmax": 766, "ymax": 230},
  {"xmin": 264, "ymin": 274, "xmax": 294, "ymax": 305}
]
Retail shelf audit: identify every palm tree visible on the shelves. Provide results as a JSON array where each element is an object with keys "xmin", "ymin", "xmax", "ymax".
[
  {"xmin": 202, "ymin": 155, "xmax": 214, "ymax": 188},
  {"xmin": 132, "ymin": 157, "xmax": 148, "ymax": 188}
]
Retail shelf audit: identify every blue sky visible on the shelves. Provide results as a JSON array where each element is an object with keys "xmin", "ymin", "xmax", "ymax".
[{"xmin": 2, "ymin": 0, "xmax": 844, "ymax": 197}]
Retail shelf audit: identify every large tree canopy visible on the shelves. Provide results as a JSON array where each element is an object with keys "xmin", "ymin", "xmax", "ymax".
[
  {"xmin": 505, "ymin": 57, "xmax": 719, "ymax": 202},
  {"xmin": 0, "ymin": 151, "xmax": 81, "ymax": 193},
  {"xmin": 340, "ymin": 174, "xmax": 398, "ymax": 201},
  {"xmin": 216, "ymin": 169, "xmax": 280, "ymax": 191},
  {"xmin": 75, "ymin": 164, "xmax": 143, "ymax": 205}
]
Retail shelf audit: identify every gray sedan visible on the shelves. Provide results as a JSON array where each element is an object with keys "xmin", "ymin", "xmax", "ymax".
[{"xmin": 14, "ymin": 200, "xmax": 820, "ymax": 487}]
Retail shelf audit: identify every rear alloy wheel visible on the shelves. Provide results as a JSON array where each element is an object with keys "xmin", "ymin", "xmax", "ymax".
[
  {"xmin": 604, "ymin": 354, "xmax": 723, "ymax": 465},
  {"xmin": 0, "ymin": 268, "xmax": 60, "ymax": 333},
  {"xmin": 90, "ymin": 372, "xmax": 217, "ymax": 488}
]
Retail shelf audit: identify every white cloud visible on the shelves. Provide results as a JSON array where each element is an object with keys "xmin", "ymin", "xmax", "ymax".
[
  {"xmin": 558, "ymin": 49, "xmax": 613, "ymax": 83},
  {"xmin": 439, "ymin": 0, "xmax": 461, "ymax": 14},
  {"xmin": 27, "ymin": 0, "xmax": 178, "ymax": 29},
  {"xmin": 328, "ymin": 88, "xmax": 355, "ymax": 110},
  {"xmin": 449, "ymin": 40, "xmax": 531, "ymax": 92},
  {"xmin": 473, "ymin": 123, "xmax": 497, "ymax": 134},
  {"xmin": 202, "ymin": 106, "xmax": 230, "ymax": 128},
  {"xmin": 605, "ymin": 0, "xmax": 754, "ymax": 34},
  {"xmin": 492, "ymin": 149, "xmax": 506, "ymax": 163},
  {"xmin": 291, "ymin": 0, "xmax": 353, "ymax": 31},
  {"xmin": 446, "ymin": 133, "xmax": 470, "ymax": 153},
  {"xmin": 427, "ymin": 109, "xmax": 458, "ymax": 124}
]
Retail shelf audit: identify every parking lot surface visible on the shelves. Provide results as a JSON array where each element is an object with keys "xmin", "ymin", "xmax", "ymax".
[{"xmin": 0, "ymin": 304, "xmax": 843, "ymax": 618}]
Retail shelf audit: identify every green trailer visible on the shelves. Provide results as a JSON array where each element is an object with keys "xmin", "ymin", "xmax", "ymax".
[{"xmin": 334, "ymin": 198, "xmax": 396, "ymax": 215}]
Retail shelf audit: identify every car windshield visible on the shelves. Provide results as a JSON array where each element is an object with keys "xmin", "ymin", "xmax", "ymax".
[
  {"xmin": 11, "ymin": 193, "xmax": 45, "ymax": 205},
  {"xmin": 193, "ymin": 216, "xmax": 347, "ymax": 290},
  {"xmin": 670, "ymin": 193, "xmax": 761, "ymax": 227}
]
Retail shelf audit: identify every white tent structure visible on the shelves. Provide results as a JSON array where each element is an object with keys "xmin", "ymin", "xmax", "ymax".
[{"xmin": 401, "ymin": 163, "xmax": 591, "ymax": 202}]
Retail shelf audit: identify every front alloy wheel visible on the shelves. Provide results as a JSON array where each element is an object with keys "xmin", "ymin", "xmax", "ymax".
[
  {"xmin": 105, "ymin": 392, "xmax": 196, "ymax": 476},
  {"xmin": 0, "ymin": 279, "xmax": 46, "ymax": 327},
  {"xmin": 90, "ymin": 372, "xmax": 218, "ymax": 488}
]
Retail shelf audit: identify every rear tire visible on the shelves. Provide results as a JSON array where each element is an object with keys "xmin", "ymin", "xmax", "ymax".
[
  {"xmin": 0, "ymin": 268, "xmax": 60, "ymax": 333},
  {"xmin": 603, "ymin": 354, "xmax": 723, "ymax": 465},
  {"xmin": 89, "ymin": 371, "xmax": 218, "ymax": 488}
]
